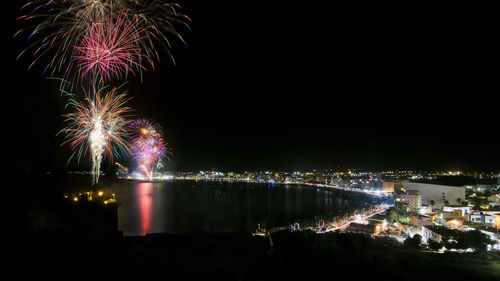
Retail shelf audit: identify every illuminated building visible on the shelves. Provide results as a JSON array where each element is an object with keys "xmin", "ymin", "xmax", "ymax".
[
  {"xmin": 469, "ymin": 212, "xmax": 496, "ymax": 227},
  {"xmin": 442, "ymin": 206, "xmax": 471, "ymax": 217},
  {"xmin": 418, "ymin": 205, "xmax": 433, "ymax": 215},
  {"xmin": 445, "ymin": 219, "xmax": 463, "ymax": 228},
  {"xmin": 346, "ymin": 223, "xmax": 378, "ymax": 235},
  {"xmin": 382, "ymin": 181, "xmax": 395, "ymax": 193},
  {"xmin": 402, "ymin": 181, "xmax": 465, "ymax": 209},
  {"xmin": 345, "ymin": 220, "xmax": 387, "ymax": 235},
  {"xmin": 396, "ymin": 190, "xmax": 421, "ymax": 211}
]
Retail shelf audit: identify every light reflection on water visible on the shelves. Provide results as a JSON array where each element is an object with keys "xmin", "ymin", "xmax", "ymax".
[
  {"xmin": 109, "ymin": 180, "xmax": 373, "ymax": 236},
  {"xmin": 137, "ymin": 182, "xmax": 153, "ymax": 235}
]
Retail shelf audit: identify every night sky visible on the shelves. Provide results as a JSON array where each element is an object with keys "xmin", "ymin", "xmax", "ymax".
[{"xmin": 5, "ymin": 2, "xmax": 499, "ymax": 173}]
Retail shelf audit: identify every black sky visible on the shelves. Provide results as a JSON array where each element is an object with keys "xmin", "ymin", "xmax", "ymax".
[{"xmin": 5, "ymin": 1, "xmax": 499, "ymax": 172}]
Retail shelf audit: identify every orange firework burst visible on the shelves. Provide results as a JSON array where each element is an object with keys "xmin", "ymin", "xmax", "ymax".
[{"xmin": 60, "ymin": 86, "xmax": 134, "ymax": 183}]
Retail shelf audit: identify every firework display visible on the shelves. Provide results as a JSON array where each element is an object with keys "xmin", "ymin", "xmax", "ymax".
[
  {"xmin": 60, "ymin": 86, "xmax": 134, "ymax": 183},
  {"xmin": 15, "ymin": 1, "xmax": 189, "ymax": 183},
  {"xmin": 128, "ymin": 119, "xmax": 166, "ymax": 181}
]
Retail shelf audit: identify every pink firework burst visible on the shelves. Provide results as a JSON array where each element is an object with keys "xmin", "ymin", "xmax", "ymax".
[
  {"xmin": 128, "ymin": 119, "xmax": 166, "ymax": 180},
  {"xmin": 74, "ymin": 10, "xmax": 152, "ymax": 82}
]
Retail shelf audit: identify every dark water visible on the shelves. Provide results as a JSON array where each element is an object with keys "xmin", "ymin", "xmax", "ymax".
[{"xmin": 104, "ymin": 180, "xmax": 377, "ymax": 236}]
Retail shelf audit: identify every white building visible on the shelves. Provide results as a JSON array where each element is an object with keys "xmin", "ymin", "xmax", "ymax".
[
  {"xmin": 418, "ymin": 205, "xmax": 433, "ymax": 215},
  {"xmin": 402, "ymin": 181, "xmax": 465, "ymax": 209},
  {"xmin": 396, "ymin": 190, "xmax": 421, "ymax": 211},
  {"xmin": 442, "ymin": 206, "xmax": 471, "ymax": 217},
  {"xmin": 469, "ymin": 212, "xmax": 495, "ymax": 227}
]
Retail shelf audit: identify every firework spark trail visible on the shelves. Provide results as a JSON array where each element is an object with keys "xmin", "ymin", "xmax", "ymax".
[
  {"xmin": 128, "ymin": 119, "xmax": 166, "ymax": 181},
  {"xmin": 89, "ymin": 115, "xmax": 105, "ymax": 183},
  {"xmin": 60, "ymin": 86, "xmax": 133, "ymax": 184}
]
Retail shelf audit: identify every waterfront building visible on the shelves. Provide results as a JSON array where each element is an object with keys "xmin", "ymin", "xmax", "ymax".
[
  {"xmin": 402, "ymin": 181, "xmax": 465, "ymax": 209},
  {"xmin": 345, "ymin": 217, "xmax": 387, "ymax": 235},
  {"xmin": 346, "ymin": 221, "xmax": 385, "ymax": 235}
]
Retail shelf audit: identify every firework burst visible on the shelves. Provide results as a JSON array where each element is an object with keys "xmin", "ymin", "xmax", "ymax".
[
  {"xmin": 60, "ymin": 86, "xmax": 134, "ymax": 184},
  {"xmin": 128, "ymin": 119, "xmax": 166, "ymax": 180},
  {"xmin": 74, "ymin": 11, "xmax": 150, "ymax": 82},
  {"xmin": 15, "ymin": 0, "xmax": 191, "ymax": 87}
]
